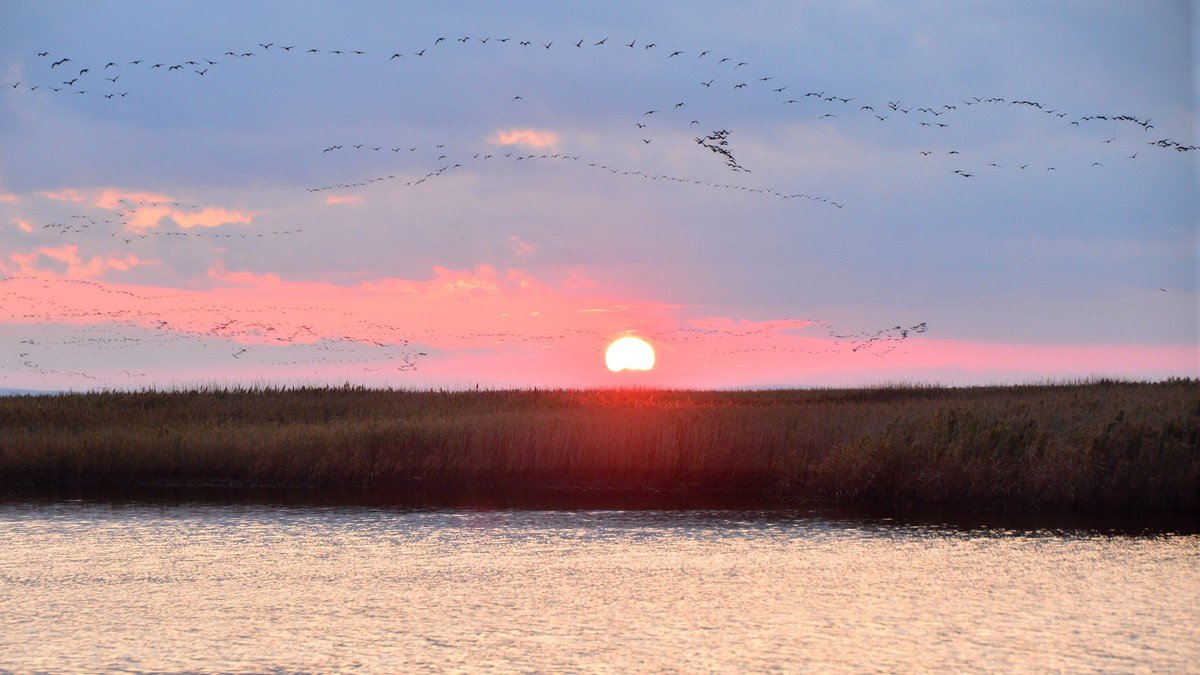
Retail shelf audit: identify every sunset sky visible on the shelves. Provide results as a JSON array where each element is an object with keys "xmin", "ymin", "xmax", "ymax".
[{"xmin": 0, "ymin": 1, "xmax": 1195, "ymax": 389}]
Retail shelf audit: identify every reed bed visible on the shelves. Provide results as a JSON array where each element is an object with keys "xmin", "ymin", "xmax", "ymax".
[{"xmin": 1, "ymin": 379, "xmax": 1196, "ymax": 512}]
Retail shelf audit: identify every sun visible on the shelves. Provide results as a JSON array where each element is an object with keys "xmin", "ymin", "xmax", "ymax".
[{"xmin": 605, "ymin": 336, "xmax": 655, "ymax": 372}]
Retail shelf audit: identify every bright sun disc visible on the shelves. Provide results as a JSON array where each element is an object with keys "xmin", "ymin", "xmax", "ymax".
[{"xmin": 605, "ymin": 336, "xmax": 655, "ymax": 372}]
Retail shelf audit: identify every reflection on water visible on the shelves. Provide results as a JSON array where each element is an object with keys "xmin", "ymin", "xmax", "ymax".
[{"xmin": 0, "ymin": 495, "xmax": 1197, "ymax": 671}]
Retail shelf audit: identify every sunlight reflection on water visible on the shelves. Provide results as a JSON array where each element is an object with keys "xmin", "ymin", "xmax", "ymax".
[{"xmin": 0, "ymin": 502, "xmax": 1197, "ymax": 671}]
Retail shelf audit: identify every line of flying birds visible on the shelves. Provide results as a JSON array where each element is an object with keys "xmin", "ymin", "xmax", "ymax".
[
  {"xmin": 4, "ymin": 32, "xmax": 1188, "ymax": 384},
  {"xmin": 13, "ymin": 35, "xmax": 1193, "ymax": 184}
]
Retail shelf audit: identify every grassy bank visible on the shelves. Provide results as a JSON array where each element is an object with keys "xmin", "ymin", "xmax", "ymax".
[{"xmin": 1, "ymin": 380, "xmax": 1197, "ymax": 512}]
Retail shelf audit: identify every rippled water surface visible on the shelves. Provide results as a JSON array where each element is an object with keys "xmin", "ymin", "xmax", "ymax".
[{"xmin": 1, "ymin": 499, "xmax": 1197, "ymax": 671}]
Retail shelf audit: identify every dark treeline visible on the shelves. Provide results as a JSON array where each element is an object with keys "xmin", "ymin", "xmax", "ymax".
[{"xmin": 1, "ymin": 379, "xmax": 1196, "ymax": 513}]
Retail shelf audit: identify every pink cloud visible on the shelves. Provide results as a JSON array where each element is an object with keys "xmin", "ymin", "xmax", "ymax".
[
  {"xmin": 34, "ymin": 188, "xmax": 256, "ymax": 231},
  {"xmin": 108, "ymin": 204, "xmax": 257, "ymax": 231},
  {"xmin": 508, "ymin": 235, "xmax": 536, "ymax": 257},
  {"xmin": 563, "ymin": 267, "xmax": 596, "ymax": 289},
  {"xmin": 12, "ymin": 218, "xmax": 32, "ymax": 233},
  {"xmin": 0, "ymin": 193, "xmax": 19, "ymax": 204},
  {"xmin": 168, "ymin": 207, "xmax": 255, "ymax": 229},
  {"xmin": 489, "ymin": 128, "xmax": 560, "ymax": 149},
  {"xmin": 325, "ymin": 195, "xmax": 362, "ymax": 206},
  {"xmin": 94, "ymin": 189, "xmax": 173, "ymax": 210},
  {"xmin": 101, "ymin": 192, "xmax": 255, "ymax": 230},
  {"xmin": 24, "ymin": 187, "xmax": 258, "ymax": 232},
  {"xmin": 6, "ymin": 245, "xmax": 141, "ymax": 279}
]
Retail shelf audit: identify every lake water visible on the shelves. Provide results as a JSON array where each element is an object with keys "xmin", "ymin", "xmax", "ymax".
[{"xmin": 1, "ymin": 494, "xmax": 1197, "ymax": 671}]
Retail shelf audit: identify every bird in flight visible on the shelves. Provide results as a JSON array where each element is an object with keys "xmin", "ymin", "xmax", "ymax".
[{"xmin": 594, "ymin": 37, "xmax": 608, "ymax": 45}]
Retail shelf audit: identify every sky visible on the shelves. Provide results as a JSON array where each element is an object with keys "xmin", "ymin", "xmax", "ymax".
[{"xmin": 0, "ymin": 1, "xmax": 1196, "ymax": 390}]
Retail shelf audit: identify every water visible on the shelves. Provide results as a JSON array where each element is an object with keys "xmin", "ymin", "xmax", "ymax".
[{"xmin": 1, "ymin": 495, "xmax": 1197, "ymax": 671}]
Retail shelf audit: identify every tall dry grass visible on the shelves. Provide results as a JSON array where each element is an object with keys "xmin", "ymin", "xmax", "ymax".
[{"xmin": 1, "ymin": 379, "xmax": 1196, "ymax": 512}]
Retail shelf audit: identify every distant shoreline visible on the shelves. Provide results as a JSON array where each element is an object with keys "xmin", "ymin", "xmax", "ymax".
[{"xmin": 2, "ymin": 380, "xmax": 1196, "ymax": 514}]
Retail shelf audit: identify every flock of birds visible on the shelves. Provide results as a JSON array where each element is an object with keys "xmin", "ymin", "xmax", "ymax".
[
  {"xmin": 12, "ymin": 33, "xmax": 1193, "ymax": 186},
  {"xmin": 3, "ymin": 32, "xmax": 1188, "ymax": 386},
  {"xmin": 306, "ymin": 145, "xmax": 845, "ymax": 208}
]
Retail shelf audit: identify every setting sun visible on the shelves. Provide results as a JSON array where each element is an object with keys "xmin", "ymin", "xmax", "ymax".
[{"xmin": 605, "ymin": 336, "xmax": 655, "ymax": 372}]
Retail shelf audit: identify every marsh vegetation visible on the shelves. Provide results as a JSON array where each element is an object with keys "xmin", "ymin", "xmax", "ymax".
[{"xmin": 1, "ymin": 379, "xmax": 1196, "ymax": 512}]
